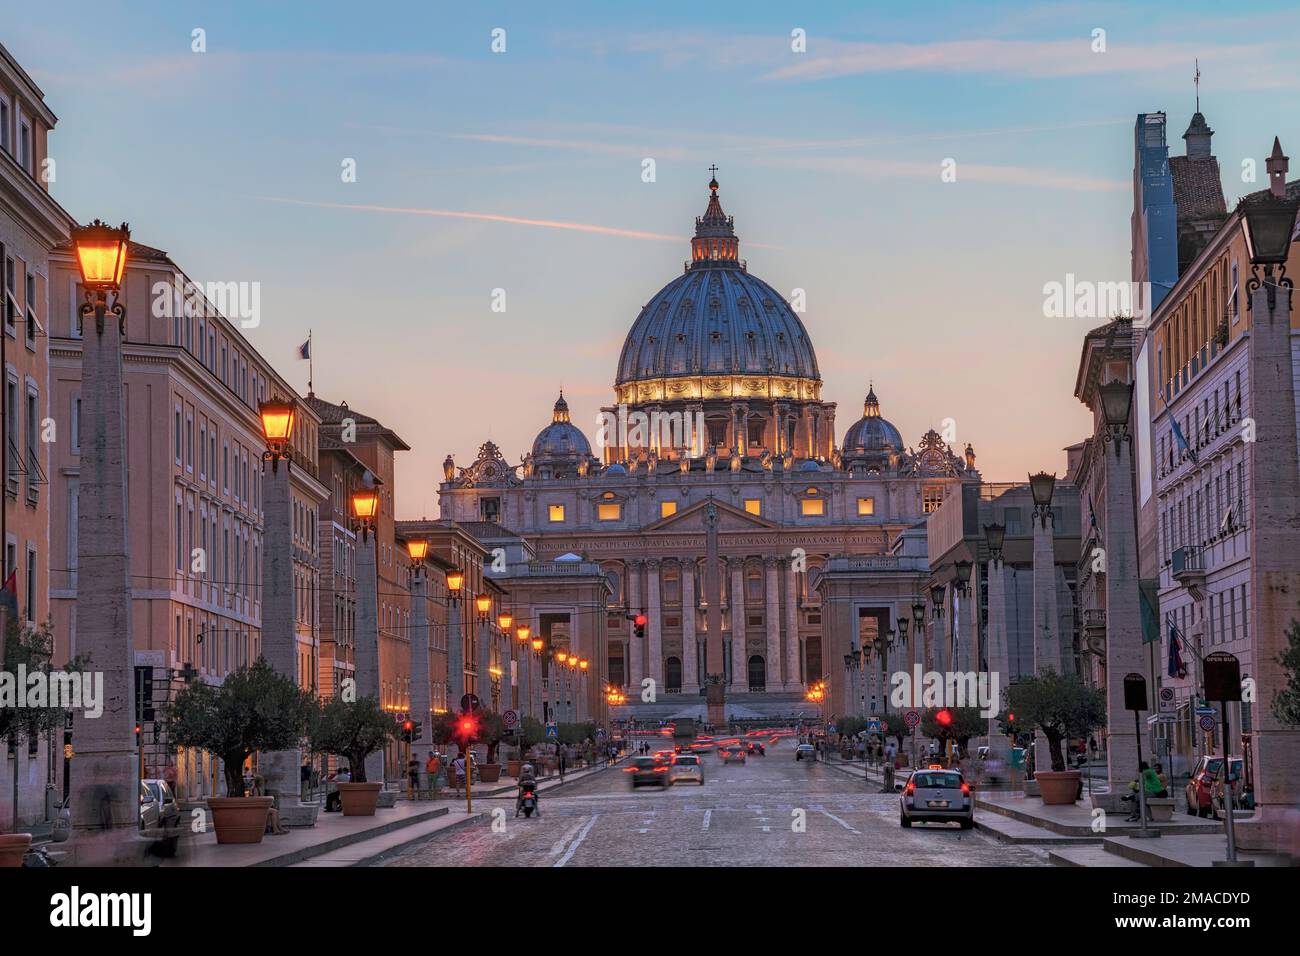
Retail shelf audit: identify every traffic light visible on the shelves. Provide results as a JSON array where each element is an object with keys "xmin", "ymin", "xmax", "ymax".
[
  {"xmin": 134, "ymin": 666, "xmax": 155, "ymax": 723},
  {"xmin": 935, "ymin": 708, "xmax": 953, "ymax": 728},
  {"xmin": 633, "ymin": 613, "xmax": 647, "ymax": 640},
  {"xmin": 401, "ymin": 719, "xmax": 414, "ymax": 743},
  {"xmin": 411, "ymin": 720, "xmax": 422, "ymax": 742},
  {"xmin": 455, "ymin": 713, "xmax": 480, "ymax": 746}
]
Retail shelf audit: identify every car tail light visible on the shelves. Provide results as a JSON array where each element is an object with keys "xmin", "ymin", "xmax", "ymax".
[
  {"xmin": 905, "ymin": 781, "xmax": 915, "ymax": 795},
  {"xmin": 654, "ymin": 766, "xmax": 667, "ymax": 772},
  {"xmin": 961, "ymin": 783, "xmax": 971, "ymax": 795},
  {"xmin": 623, "ymin": 767, "xmax": 636, "ymax": 773}
]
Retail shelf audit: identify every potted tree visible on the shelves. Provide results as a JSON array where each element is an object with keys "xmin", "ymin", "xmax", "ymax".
[
  {"xmin": 476, "ymin": 712, "xmax": 506, "ymax": 783},
  {"xmin": 167, "ymin": 658, "xmax": 315, "ymax": 843},
  {"xmin": 920, "ymin": 707, "xmax": 986, "ymax": 764},
  {"xmin": 310, "ymin": 696, "xmax": 396, "ymax": 816},
  {"xmin": 1006, "ymin": 672, "xmax": 1106, "ymax": 805},
  {"xmin": 1, "ymin": 619, "xmax": 76, "ymax": 865}
]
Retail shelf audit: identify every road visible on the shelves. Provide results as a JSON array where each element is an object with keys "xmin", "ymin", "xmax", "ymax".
[{"xmin": 377, "ymin": 739, "xmax": 1050, "ymax": 867}]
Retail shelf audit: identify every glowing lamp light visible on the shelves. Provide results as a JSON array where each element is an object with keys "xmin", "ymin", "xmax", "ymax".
[
  {"xmin": 475, "ymin": 593, "xmax": 491, "ymax": 615},
  {"xmin": 406, "ymin": 539, "xmax": 429, "ymax": 562},
  {"xmin": 936, "ymin": 709, "xmax": 953, "ymax": 727},
  {"xmin": 579, "ymin": 659, "xmax": 589, "ymax": 670},
  {"xmin": 531, "ymin": 638, "xmax": 544, "ymax": 652},
  {"xmin": 516, "ymin": 624, "xmax": 531, "ymax": 643},
  {"xmin": 71, "ymin": 220, "xmax": 130, "ymax": 292},
  {"xmin": 258, "ymin": 398, "xmax": 296, "ymax": 455},
  {"xmin": 350, "ymin": 488, "xmax": 380, "ymax": 522},
  {"xmin": 556, "ymin": 651, "xmax": 568, "ymax": 664},
  {"xmin": 498, "ymin": 611, "xmax": 513, "ymax": 631},
  {"xmin": 446, "ymin": 569, "xmax": 465, "ymax": 592}
]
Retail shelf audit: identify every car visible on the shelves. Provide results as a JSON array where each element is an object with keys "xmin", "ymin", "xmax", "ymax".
[
  {"xmin": 667, "ymin": 753, "xmax": 705, "ymax": 786},
  {"xmin": 627, "ymin": 755, "xmax": 672, "ymax": 788},
  {"xmin": 139, "ymin": 779, "xmax": 181, "ymax": 832},
  {"xmin": 795, "ymin": 743, "xmax": 816, "ymax": 761},
  {"xmin": 1209, "ymin": 758, "xmax": 1247, "ymax": 820},
  {"xmin": 719, "ymin": 746, "xmax": 747, "ymax": 765},
  {"xmin": 745, "ymin": 740, "xmax": 765, "ymax": 756},
  {"xmin": 1185, "ymin": 756, "xmax": 1240, "ymax": 818},
  {"xmin": 900, "ymin": 769, "xmax": 973, "ymax": 829}
]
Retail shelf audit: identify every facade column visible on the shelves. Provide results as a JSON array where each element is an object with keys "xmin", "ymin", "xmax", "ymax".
[
  {"xmin": 1238, "ymin": 272, "xmax": 1300, "ymax": 850},
  {"xmin": 627, "ymin": 560, "xmax": 644, "ymax": 687},
  {"xmin": 410, "ymin": 572, "xmax": 431, "ymax": 750},
  {"xmin": 646, "ymin": 559, "xmax": 663, "ymax": 690},
  {"xmin": 518, "ymin": 629, "xmax": 531, "ymax": 720},
  {"xmin": 783, "ymin": 560, "xmax": 801, "ymax": 690},
  {"xmin": 69, "ymin": 296, "xmax": 137, "ymax": 854},
  {"xmin": 1102, "ymin": 417, "xmax": 1144, "ymax": 791},
  {"xmin": 729, "ymin": 558, "xmax": 747, "ymax": 691},
  {"xmin": 1032, "ymin": 509, "xmax": 1063, "ymax": 675},
  {"xmin": 680, "ymin": 560, "xmax": 699, "ymax": 694},
  {"xmin": 354, "ymin": 533, "xmax": 384, "ymax": 785},
  {"xmin": 985, "ymin": 557, "xmax": 1012, "ymax": 763},
  {"xmin": 957, "ymin": 572, "xmax": 977, "ymax": 674},
  {"xmin": 763, "ymin": 557, "xmax": 781, "ymax": 691},
  {"xmin": 447, "ymin": 597, "xmax": 464, "ymax": 709}
]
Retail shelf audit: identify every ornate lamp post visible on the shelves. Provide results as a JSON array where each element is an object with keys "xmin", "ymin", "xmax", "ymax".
[
  {"xmin": 928, "ymin": 584, "xmax": 946, "ymax": 672},
  {"xmin": 911, "ymin": 600, "xmax": 926, "ymax": 677},
  {"xmin": 406, "ymin": 539, "xmax": 433, "ymax": 755},
  {"xmin": 953, "ymin": 560, "xmax": 974, "ymax": 673},
  {"xmin": 68, "ymin": 221, "xmax": 136, "ymax": 851},
  {"xmin": 350, "ymin": 478, "xmax": 386, "ymax": 785},
  {"xmin": 983, "ymin": 522, "xmax": 1012, "ymax": 764},
  {"xmin": 1028, "ymin": 471, "xmax": 1064, "ymax": 680},
  {"xmin": 445, "ymin": 569, "xmax": 465, "ymax": 708}
]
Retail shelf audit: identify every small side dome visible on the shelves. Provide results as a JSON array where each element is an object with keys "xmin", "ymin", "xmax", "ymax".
[
  {"xmin": 603, "ymin": 462, "xmax": 628, "ymax": 478},
  {"xmin": 842, "ymin": 382, "xmax": 905, "ymax": 467},
  {"xmin": 531, "ymin": 391, "xmax": 592, "ymax": 461},
  {"xmin": 799, "ymin": 459, "xmax": 821, "ymax": 472}
]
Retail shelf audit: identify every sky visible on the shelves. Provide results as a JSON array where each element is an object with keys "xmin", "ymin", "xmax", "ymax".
[{"xmin": 11, "ymin": 1, "xmax": 1300, "ymax": 518}]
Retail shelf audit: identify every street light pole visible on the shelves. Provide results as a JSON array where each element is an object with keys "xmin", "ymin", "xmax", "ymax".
[{"xmin": 350, "ymin": 479, "xmax": 384, "ymax": 786}]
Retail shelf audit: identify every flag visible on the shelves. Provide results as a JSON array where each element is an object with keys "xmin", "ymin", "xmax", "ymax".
[
  {"xmin": 1170, "ymin": 416, "xmax": 1198, "ymax": 464},
  {"xmin": 1167, "ymin": 619, "xmax": 1188, "ymax": 680},
  {"xmin": 0, "ymin": 568, "xmax": 17, "ymax": 618},
  {"xmin": 298, "ymin": 339, "xmax": 311, "ymax": 360}
]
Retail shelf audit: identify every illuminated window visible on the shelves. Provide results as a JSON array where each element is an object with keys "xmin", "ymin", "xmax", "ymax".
[
  {"xmin": 660, "ymin": 500, "xmax": 678, "ymax": 518},
  {"xmin": 857, "ymin": 497, "xmax": 875, "ymax": 516},
  {"xmin": 598, "ymin": 503, "xmax": 622, "ymax": 521},
  {"xmin": 548, "ymin": 504, "xmax": 566, "ymax": 523},
  {"xmin": 800, "ymin": 498, "xmax": 824, "ymax": 517},
  {"xmin": 744, "ymin": 499, "xmax": 762, "ymax": 516},
  {"xmin": 923, "ymin": 487, "xmax": 944, "ymax": 514}
]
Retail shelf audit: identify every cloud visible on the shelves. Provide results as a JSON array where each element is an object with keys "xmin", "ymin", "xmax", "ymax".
[{"xmin": 756, "ymin": 154, "xmax": 1126, "ymax": 193}]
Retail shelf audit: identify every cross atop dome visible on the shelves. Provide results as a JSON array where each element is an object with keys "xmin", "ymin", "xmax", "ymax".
[{"xmin": 692, "ymin": 166, "xmax": 739, "ymax": 266}]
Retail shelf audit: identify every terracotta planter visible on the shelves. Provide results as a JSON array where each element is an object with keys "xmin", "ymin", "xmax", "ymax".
[
  {"xmin": 506, "ymin": 760, "xmax": 522, "ymax": 778},
  {"xmin": 1036, "ymin": 770, "xmax": 1082, "ymax": 805},
  {"xmin": 479, "ymin": 763, "xmax": 502, "ymax": 784},
  {"xmin": 337, "ymin": 782, "xmax": 382, "ymax": 817},
  {"xmin": 0, "ymin": 833, "xmax": 32, "ymax": 867},
  {"xmin": 209, "ymin": 797, "xmax": 274, "ymax": 844}
]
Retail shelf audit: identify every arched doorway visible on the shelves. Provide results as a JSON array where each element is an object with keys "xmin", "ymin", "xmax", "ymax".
[
  {"xmin": 748, "ymin": 655, "xmax": 766, "ymax": 692},
  {"xmin": 665, "ymin": 656, "xmax": 682, "ymax": 693}
]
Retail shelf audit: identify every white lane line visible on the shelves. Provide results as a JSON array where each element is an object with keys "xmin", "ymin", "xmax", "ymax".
[
  {"xmin": 554, "ymin": 814, "xmax": 599, "ymax": 868},
  {"xmin": 702, "ymin": 809, "xmax": 711, "ymax": 831},
  {"xmin": 549, "ymin": 819, "xmax": 586, "ymax": 856},
  {"xmin": 816, "ymin": 808, "xmax": 862, "ymax": 835}
]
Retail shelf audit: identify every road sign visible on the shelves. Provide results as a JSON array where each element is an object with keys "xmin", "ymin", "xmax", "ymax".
[
  {"xmin": 545, "ymin": 722, "xmax": 558, "ymax": 740},
  {"xmin": 1157, "ymin": 686, "xmax": 1176, "ymax": 713},
  {"xmin": 1194, "ymin": 705, "xmax": 1215, "ymax": 717},
  {"xmin": 903, "ymin": 709, "xmax": 921, "ymax": 729},
  {"xmin": 1198, "ymin": 714, "xmax": 1217, "ymax": 733},
  {"xmin": 866, "ymin": 718, "xmax": 882, "ymax": 733},
  {"xmin": 595, "ymin": 728, "xmax": 606, "ymax": 737},
  {"xmin": 502, "ymin": 709, "xmax": 519, "ymax": 730},
  {"xmin": 827, "ymin": 724, "xmax": 836, "ymax": 734},
  {"xmin": 460, "ymin": 693, "xmax": 481, "ymax": 715}
]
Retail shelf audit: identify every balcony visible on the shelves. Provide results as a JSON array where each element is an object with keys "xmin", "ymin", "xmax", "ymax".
[
  {"xmin": 1083, "ymin": 608, "xmax": 1106, "ymax": 634},
  {"xmin": 1171, "ymin": 545, "xmax": 1205, "ymax": 589}
]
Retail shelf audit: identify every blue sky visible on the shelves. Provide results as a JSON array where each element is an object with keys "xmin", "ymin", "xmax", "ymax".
[{"xmin": 12, "ymin": 1, "xmax": 1300, "ymax": 516}]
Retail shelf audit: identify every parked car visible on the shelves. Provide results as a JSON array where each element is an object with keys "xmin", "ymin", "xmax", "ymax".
[
  {"xmin": 139, "ymin": 779, "xmax": 181, "ymax": 832},
  {"xmin": 1210, "ymin": 759, "xmax": 1247, "ymax": 820},
  {"xmin": 1185, "ymin": 755, "xmax": 1242, "ymax": 818},
  {"xmin": 667, "ymin": 753, "xmax": 705, "ymax": 786},
  {"xmin": 900, "ymin": 769, "xmax": 973, "ymax": 829}
]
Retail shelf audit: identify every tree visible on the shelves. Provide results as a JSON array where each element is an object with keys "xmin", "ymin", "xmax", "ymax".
[
  {"xmin": 476, "ymin": 711, "xmax": 506, "ymax": 764},
  {"xmin": 518, "ymin": 716, "xmax": 547, "ymax": 750},
  {"xmin": 167, "ymin": 657, "xmax": 316, "ymax": 797},
  {"xmin": 1005, "ymin": 672, "xmax": 1106, "ymax": 772},
  {"xmin": 310, "ymin": 696, "xmax": 396, "ymax": 784},
  {"xmin": 1272, "ymin": 615, "xmax": 1300, "ymax": 727},
  {"xmin": 558, "ymin": 721, "xmax": 597, "ymax": 746},
  {"xmin": 882, "ymin": 712, "xmax": 909, "ymax": 750},
  {"xmin": 920, "ymin": 707, "xmax": 985, "ymax": 758}
]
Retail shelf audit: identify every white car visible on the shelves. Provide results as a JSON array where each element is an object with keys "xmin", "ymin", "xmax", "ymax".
[
  {"xmin": 795, "ymin": 743, "xmax": 816, "ymax": 761},
  {"xmin": 900, "ymin": 768, "xmax": 973, "ymax": 829},
  {"xmin": 667, "ymin": 753, "xmax": 705, "ymax": 786}
]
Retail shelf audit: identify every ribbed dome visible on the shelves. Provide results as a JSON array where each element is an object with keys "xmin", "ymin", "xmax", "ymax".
[
  {"xmin": 615, "ymin": 177, "xmax": 819, "ymax": 387},
  {"xmin": 842, "ymin": 385, "xmax": 904, "ymax": 456},
  {"xmin": 532, "ymin": 392, "xmax": 592, "ymax": 460}
]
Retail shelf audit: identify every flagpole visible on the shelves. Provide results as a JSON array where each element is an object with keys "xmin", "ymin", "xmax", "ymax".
[{"xmin": 308, "ymin": 329, "xmax": 313, "ymax": 395}]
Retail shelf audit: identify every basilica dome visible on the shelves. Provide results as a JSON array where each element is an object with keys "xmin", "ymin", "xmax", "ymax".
[
  {"xmin": 615, "ymin": 176, "xmax": 820, "ymax": 393},
  {"xmin": 842, "ymin": 386, "xmax": 904, "ymax": 458},
  {"xmin": 531, "ymin": 392, "xmax": 592, "ymax": 460}
]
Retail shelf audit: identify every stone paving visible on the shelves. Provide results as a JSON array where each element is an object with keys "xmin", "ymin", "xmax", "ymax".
[{"xmin": 379, "ymin": 739, "xmax": 1050, "ymax": 867}]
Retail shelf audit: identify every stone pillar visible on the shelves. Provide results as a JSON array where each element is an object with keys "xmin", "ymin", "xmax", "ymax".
[
  {"xmin": 1032, "ymin": 510, "xmax": 1062, "ymax": 675},
  {"xmin": 518, "ymin": 626, "xmax": 531, "ymax": 719},
  {"xmin": 69, "ymin": 298, "xmax": 137, "ymax": 852},
  {"xmin": 681, "ymin": 560, "xmax": 699, "ymax": 693},
  {"xmin": 447, "ymin": 597, "xmax": 464, "ymax": 708},
  {"xmin": 259, "ymin": 460, "xmax": 306, "ymax": 815},
  {"xmin": 729, "ymin": 559, "xmax": 747, "ymax": 691},
  {"xmin": 763, "ymin": 557, "xmax": 781, "ymax": 691},
  {"xmin": 959, "ymin": 565, "xmax": 978, "ymax": 674},
  {"xmin": 646, "ymin": 559, "xmax": 663, "ymax": 689},
  {"xmin": 985, "ymin": 558, "xmax": 1012, "ymax": 763},
  {"xmin": 477, "ymin": 618, "xmax": 491, "ymax": 705},
  {"xmin": 1238, "ymin": 276, "xmax": 1300, "ymax": 851},
  {"xmin": 410, "ymin": 572, "xmax": 431, "ymax": 750},
  {"xmin": 627, "ymin": 560, "xmax": 643, "ymax": 686},
  {"xmin": 354, "ymin": 532, "xmax": 385, "ymax": 785},
  {"xmin": 1102, "ymin": 425, "xmax": 1144, "ymax": 791},
  {"xmin": 783, "ymin": 561, "xmax": 801, "ymax": 690}
]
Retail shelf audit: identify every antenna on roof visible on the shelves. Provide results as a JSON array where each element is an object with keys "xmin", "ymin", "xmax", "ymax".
[{"xmin": 1194, "ymin": 58, "xmax": 1201, "ymax": 113}]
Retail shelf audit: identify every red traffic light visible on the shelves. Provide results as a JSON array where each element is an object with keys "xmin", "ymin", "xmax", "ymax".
[
  {"xmin": 936, "ymin": 709, "xmax": 953, "ymax": 727},
  {"xmin": 1007, "ymin": 712, "xmax": 1015, "ymax": 723},
  {"xmin": 457, "ymin": 716, "xmax": 479, "ymax": 739},
  {"xmin": 403, "ymin": 720, "xmax": 413, "ymax": 732},
  {"xmin": 634, "ymin": 614, "xmax": 648, "ymax": 627}
]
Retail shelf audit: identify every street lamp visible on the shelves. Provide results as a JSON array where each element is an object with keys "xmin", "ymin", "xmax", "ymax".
[
  {"xmin": 350, "ymin": 485, "xmax": 381, "ymax": 538},
  {"xmin": 72, "ymin": 219, "xmax": 130, "ymax": 333},
  {"xmin": 897, "ymin": 616, "xmax": 910, "ymax": 646},
  {"xmin": 406, "ymin": 538, "xmax": 429, "ymax": 562},
  {"xmin": 930, "ymin": 584, "xmax": 945, "ymax": 617},
  {"xmin": 953, "ymin": 559, "xmax": 973, "ymax": 595},
  {"xmin": 1099, "ymin": 380, "xmax": 1134, "ymax": 452},
  {"xmin": 984, "ymin": 522, "xmax": 1006, "ymax": 562},
  {"xmin": 498, "ymin": 610, "xmax": 513, "ymax": 632},
  {"xmin": 258, "ymin": 398, "xmax": 297, "ymax": 468},
  {"xmin": 446, "ymin": 568, "xmax": 465, "ymax": 593},
  {"xmin": 475, "ymin": 593, "xmax": 491, "ymax": 616},
  {"xmin": 1239, "ymin": 140, "xmax": 1299, "ymax": 311},
  {"xmin": 1029, "ymin": 471, "xmax": 1056, "ymax": 529}
]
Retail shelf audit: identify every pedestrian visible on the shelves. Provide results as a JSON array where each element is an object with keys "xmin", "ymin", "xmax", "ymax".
[
  {"xmin": 558, "ymin": 746, "xmax": 567, "ymax": 781},
  {"xmin": 453, "ymin": 754, "xmax": 466, "ymax": 794},
  {"xmin": 407, "ymin": 756, "xmax": 420, "ymax": 798},
  {"xmin": 425, "ymin": 751, "xmax": 441, "ymax": 798},
  {"xmin": 301, "ymin": 758, "xmax": 312, "ymax": 797}
]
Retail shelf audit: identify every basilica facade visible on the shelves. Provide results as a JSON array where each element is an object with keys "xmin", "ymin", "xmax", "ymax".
[{"xmin": 438, "ymin": 177, "xmax": 983, "ymax": 717}]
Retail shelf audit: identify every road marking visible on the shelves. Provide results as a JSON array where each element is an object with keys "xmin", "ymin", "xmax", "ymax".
[
  {"xmin": 816, "ymin": 808, "xmax": 862, "ymax": 835},
  {"xmin": 701, "ymin": 809, "xmax": 711, "ymax": 831},
  {"xmin": 553, "ymin": 814, "xmax": 599, "ymax": 868},
  {"xmin": 549, "ymin": 819, "xmax": 586, "ymax": 856}
]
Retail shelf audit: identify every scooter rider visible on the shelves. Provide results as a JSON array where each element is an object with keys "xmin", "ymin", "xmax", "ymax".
[{"xmin": 516, "ymin": 763, "xmax": 540, "ymax": 818}]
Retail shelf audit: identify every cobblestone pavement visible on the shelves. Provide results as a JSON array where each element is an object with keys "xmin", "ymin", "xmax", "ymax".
[{"xmin": 378, "ymin": 740, "xmax": 1051, "ymax": 867}]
